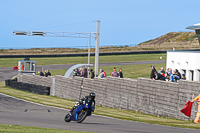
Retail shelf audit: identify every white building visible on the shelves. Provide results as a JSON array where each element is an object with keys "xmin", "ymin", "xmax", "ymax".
[{"xmin": 166, "ymin": 50, "xmax": 200, "ymax": 81}]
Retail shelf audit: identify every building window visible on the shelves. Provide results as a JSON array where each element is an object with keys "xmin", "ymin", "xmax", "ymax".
[
  {"xmin": 189, "ymin": 70, "xmax": 194, "ymax": 81},
  {"xmin": 181, "ymin": 69, "xmax": 186, "ymax": 79},
  {"xmin": 197, "ymin": 70, "xmax": 200, "ymax": 81}
]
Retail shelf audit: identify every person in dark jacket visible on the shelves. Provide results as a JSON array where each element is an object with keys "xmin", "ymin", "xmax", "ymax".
[
  {"xmin": 45, "ymin": 69, "xmax": 51, "ymax": 77},
  {"xmin": 69, "ymin": 92, "xmax": 96, "ymax": 115},
  {"xmin": 118, "ymin": 68, "xmax": 123, "ymax": 78},
  {"xmin": 38, "ymin": 71, "xmax": 44, "ymax": 76},
  {"xmin": 90, "ymin": 69, "xmax": 95, "ymax": 79},
  {"xmin": 150, "ymin": 65, "xmax": 157, "ymax": 79},
  {"xmin": 83, "ymin": 68, "xmax": 88, "ymax": 78},
  {"xmin": 154, "ymin": 71, "xmax": 165, "ymax": 81},
  {"xmin": 175, "ymin": 69, "xmax": 181, "ymax": 79},
  {"xmin": 76, "ymin": 68, "xmax": 80, "ymax": 76}
]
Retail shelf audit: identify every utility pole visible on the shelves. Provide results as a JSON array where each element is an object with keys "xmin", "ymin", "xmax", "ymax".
[{"xmin": 95, "ymin": 20, "xmax": 100, "ymax": 77}]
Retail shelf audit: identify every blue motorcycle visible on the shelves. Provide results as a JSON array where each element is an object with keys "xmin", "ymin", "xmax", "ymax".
[{"xmin": 64, "ymin": 99, "xmax": 95, "ymax": 123}]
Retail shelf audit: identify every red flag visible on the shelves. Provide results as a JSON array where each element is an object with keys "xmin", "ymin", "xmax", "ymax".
[{"xmin": 180, "ymin": 101, "xmax": 193, "ymax": 117}]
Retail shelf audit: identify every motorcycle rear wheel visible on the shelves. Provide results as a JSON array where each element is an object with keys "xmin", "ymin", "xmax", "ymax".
[
  {"xmin": 77, "ymin": 110, "xmax": 88, "ymax": 123},
  {"xmin": 64, "ymin": 113, "xmax": 71, "ymax": 122}
]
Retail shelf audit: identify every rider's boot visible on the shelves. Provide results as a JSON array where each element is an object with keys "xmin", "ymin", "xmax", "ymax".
[
  {"xmin": 69, "ymin": 106, "xmax": 76, "ymax": 115},
  {"xmin": 69, "ymin": 109, "xmax": 73, "ymax": 115}
]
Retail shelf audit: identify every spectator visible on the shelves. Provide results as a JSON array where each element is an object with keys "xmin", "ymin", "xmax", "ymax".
[
  {"xmin": 166, "ymin": 68, "xmax": 172, "ymax": 81},
  {"xmin": 154, "ymin": 71, "xmax": 165, "ymax": 81},
  {"xmin": 167, "ymin": 68, "xmax": 172, "ymax": 76},
  {"xmin": 169, "ymin": 70, "xmax": 180, "ymax": 82},
  {"xmin": 102, "ymin": 69, "xmax": 106, "ymax": 77},
  {"xmin": 175, "ymin": 69, "xmax": 182, "ymax": 79},
  {"xmin": 72, "ymin": 69, "xmax": 77, "ymax": 77},
  {"xmin": 79, "ymin": 68, "xmax": 83, "ymax": 77},
  {"xmin": 45, "ymin": 69, "xmax": 51, "ymax": 77},
  {"xmin": 98, "ymin": 69, "xmax": 104, "ymax": 78},
  {"xmin": 150, "ymin": 65, "xmax": 156, "ymax": 80},
  {"xmin": 118, "ymin": 68, "xmax": 123, "ymax": 78},
  {"xmin": 158, "ymin": 67, "xmax": 165, "ymax": 77},
  {"xmin": 83, "ymin": 68, "xmax": 88, "ymax": 78},
  {"xmin": 76, "ymin": 68, "xmax": 80, "ymax": 76},
  {"xmin": 182, "ymin": 74, "xmax": 186, "ymax": 80},
  {"xmin": 111, "ymin": 67, "xmax": 118, "ymax": 77},
  {"xmin": 90, "ymin": 69, "xmax": 95, "ymax": 79},
  {"xmin": 44, "ymin": 70, "xmax": 47, "ymax": 77},
  {"xmin": 38, "ymin": 71, "xmax": 44, "ymax": 76},
  {"xmin": 47, "ymin": 69, "xmax": 51, "ymax": 76}
]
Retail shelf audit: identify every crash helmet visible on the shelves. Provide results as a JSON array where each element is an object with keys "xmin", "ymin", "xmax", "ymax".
[{"xmin": 89, "ymin": 92, "xmax": 95, "ymax": 100}]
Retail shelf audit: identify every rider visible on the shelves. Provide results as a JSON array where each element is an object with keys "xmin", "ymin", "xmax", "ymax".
[{"xmin": 69, "ymin": 92, "xmax": 96, "ymax": 114}]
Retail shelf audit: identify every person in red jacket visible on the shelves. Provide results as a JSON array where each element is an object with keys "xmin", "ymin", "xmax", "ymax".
[
  {"xmin": 102, "ymin": 69, "xmax": 106, "ymax": 77},
  {"xmin": 192, "ymin": 94, "xmax": 200, "ymax": 123}
]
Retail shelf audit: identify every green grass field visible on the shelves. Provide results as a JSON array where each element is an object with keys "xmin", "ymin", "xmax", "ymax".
[
  {"xmin": 0, "ymin": 123, "xmax": 92, "ymax": 133},
  {"xmin": 0, "ymin": 53, "xmax": 166, "ymax": 68},
  {"xmin": 0, "ymin": 82, "xmax": 199, "ymax": 131}
]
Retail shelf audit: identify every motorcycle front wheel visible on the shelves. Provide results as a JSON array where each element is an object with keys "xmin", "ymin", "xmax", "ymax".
[
  {"xmin": 64, "ymin": 113, "xmax": 71, "ymax": 122},
  {"xmin": 77, "ymin": 110, "xmax": 88, "ymax": 123}
]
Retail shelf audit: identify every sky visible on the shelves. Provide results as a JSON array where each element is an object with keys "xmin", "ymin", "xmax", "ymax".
[{"xmin": 1, "ymin": 0, "xmax": 200, "ymax": 49}]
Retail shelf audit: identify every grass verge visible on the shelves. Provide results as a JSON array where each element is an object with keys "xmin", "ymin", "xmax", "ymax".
[
  {"xmin": 0, "ymin": 123, "xmax": 91, "ymax": 133},
  {"xmin": 0, "ymin": 82, "xmax": 199, "ymax": 130}
]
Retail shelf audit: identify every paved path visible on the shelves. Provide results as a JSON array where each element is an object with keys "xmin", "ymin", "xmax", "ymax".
[
  {"xmin": 0, "ymin": 93, "xmax": 198, "ymax": 133},
  {"xmin": 0, "ymin": 60, "xmax": 165, "ymax": 81}
]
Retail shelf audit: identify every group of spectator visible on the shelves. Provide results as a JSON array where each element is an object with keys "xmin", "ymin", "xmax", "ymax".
[
  {"xmin": 72, "ymin": 67, "xmax": 123, "ymax": 79},
  {"xmin": 111, "ymin": 67, "xmax": 123, "ymax": 78},
  {"xmin": 98, "ymin": 67, "xmax": 123, "ymax": 78},
  {"xmin": 72, "ymin": 68, "xmax": 95, "ymax": 78},
  {"xmin": 38, "ymin": 69, "xmax": 51, "ymax": 77},
  {"xmin": 167, "ymin": 68, "xmax": 186, "ymax": 82},
  {"xmin": 150, "ymin": 65, "xmax": 185, "ymax": 82},
  {"xmin": 72, "ymin": 68, "xmax": 86, "ymax": 78}
]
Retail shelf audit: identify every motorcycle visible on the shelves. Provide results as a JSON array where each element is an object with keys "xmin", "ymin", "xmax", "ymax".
[{"xmin": 64, "ymin": 99, "xmax": 95, "ymax": 123}]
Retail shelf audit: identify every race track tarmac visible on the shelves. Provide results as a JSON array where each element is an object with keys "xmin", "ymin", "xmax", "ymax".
[
  {"xmin": 0, "ymin": 60, "xmax": 165, "ymax": 81},
  {"xmin": 0, "ymin": 93, "xmax": 198, "ymax": 133}
]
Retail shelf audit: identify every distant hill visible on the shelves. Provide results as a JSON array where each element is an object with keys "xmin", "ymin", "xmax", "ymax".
[
  {"xmin": 138, "ymin": 32, "xmax": 199, "ymax": 47},
  {"xmin": 0, "ymin": 32, "xmax": 199, "ymax": 55}
]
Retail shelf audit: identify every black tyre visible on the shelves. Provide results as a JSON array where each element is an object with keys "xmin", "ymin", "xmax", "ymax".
[
  {"xmin": 64, "ymin": 113, "xmax": 71, "ymax": 122},
  {"xmin": 77, "ymin": 110, "xmax": 88, "ymax": 123}
]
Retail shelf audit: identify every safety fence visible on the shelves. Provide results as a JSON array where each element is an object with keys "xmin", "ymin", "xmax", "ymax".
[{"xmin": 0, "ymin": 50, "xmax": 167, "ymax": 58}]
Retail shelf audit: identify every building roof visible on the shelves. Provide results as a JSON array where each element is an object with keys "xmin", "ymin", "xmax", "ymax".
[{"xmin": 186, "ymin": 23, "xmax": 200, "ymax": 30}]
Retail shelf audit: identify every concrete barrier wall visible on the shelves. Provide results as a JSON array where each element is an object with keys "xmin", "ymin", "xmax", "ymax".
[
  {"xmin": 137, "ymin": 78, "xmax": 180, "ymax": 119},
  {"xmin": 6, "ymin": 80, "xmax": 50, "ymax": 95},
  {"xmin": 18, "ymin": 74, "xmax": 53, "ymax": 95},
  {"xmin": 18, "ymin": 74, "xmax": 200, "ymax": 120},
  {"xmin": 178, "ymin": 80, "xmax": 200, "ymax": 120}
]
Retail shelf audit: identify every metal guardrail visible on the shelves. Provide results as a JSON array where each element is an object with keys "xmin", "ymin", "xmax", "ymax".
[
  {"xmin": 1, "ymin": 49, "xmax": 200, "ymax": 58},
  {"xmin": 0, "ymin": 50, "xmax": 168, "ymax": 58}
]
